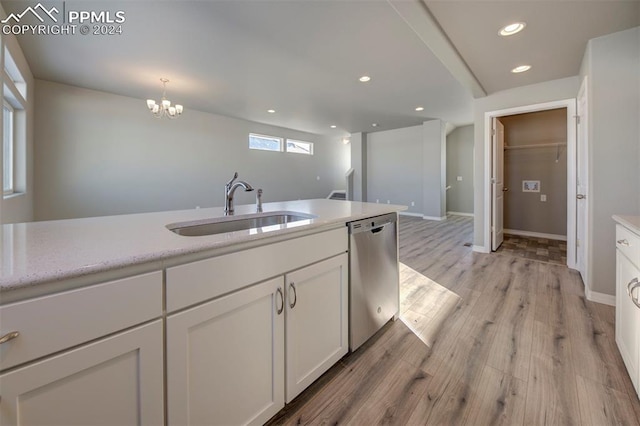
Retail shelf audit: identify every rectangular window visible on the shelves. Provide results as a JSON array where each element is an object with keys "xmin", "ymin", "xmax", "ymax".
[
  {"xmin": 3, "ymin": 101, "xmax": 14, "ymax": 195},
  {"xmin": 249, "ymin": 133, "xmax": 283, "ymax": 152},
  {"xmin": 286, "ymin": 139, "xmax": 314, "ymax": 155}
]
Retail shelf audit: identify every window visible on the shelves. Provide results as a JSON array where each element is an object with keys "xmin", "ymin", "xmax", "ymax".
[
  {"xmin": 3, "ymin": 101, "xmax": 13, "ymax": 195},
  {"xmin": 3, "ymin": 47, "xmax": 26, "ymax": 197},
  {"xmin": 286, "ymin": 139, "xmax": 314, "ymax": 155},
  {"xmin": 249, "ymin": 133, "xmax": 283, "ymax": 152}
]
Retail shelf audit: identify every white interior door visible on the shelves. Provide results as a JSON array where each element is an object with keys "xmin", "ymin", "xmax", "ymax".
[
  {"xmin": 576, "ymin": 78, "xmax": 589, "ymax": 283},
  {"xmin": 492, "ymin": 117, "xmax": 505, "ymax": 251}
]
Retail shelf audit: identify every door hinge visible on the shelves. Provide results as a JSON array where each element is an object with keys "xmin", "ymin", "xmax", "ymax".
[
  {"xmin": 491, "ymin": 128, "xmax": 496, "ymax": 135},
  {"xmin": 574, "ymin": 115, "xmax": 581, "ymax": 124}
]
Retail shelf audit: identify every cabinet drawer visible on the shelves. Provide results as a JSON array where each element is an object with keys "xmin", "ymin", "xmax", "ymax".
[
  {"xmin": 166, "ymin": 227, "xmax": 347, "ymax": 312},
  {"xmin": 616, "ymin": 224, "xmax": 640, "ymax": 269},
  {"xmin": 0, "ymin": 271, "xmax": 163, "ymax": 371}
]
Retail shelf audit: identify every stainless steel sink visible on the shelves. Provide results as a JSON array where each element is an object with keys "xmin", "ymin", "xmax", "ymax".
[{"xmin": 167, "ymin": 212, "xmax": 316, "ymax": 236}]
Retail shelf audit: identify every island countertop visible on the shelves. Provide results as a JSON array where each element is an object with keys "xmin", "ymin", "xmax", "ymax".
[{"xmin": 1, "ymin": 199, "xmax": 406, "ymax": 297}]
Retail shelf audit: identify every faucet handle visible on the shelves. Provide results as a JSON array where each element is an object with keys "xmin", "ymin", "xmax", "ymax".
[
  {"xmin": 226, "ymin": 172, "xmax": 238, "ymax": 187},
  {"xmin": 256, "ymin": 189, "xmax": 263, "ymax": 213}
]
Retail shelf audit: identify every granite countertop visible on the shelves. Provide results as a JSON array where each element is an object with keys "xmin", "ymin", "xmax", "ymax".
[
  {"xmin": 1, "ymin": 199, "xmax": 406, "ymax": 294},
  {"xmin": 613, "ymin": 215, "xmax": 640, "ymax": 235}
]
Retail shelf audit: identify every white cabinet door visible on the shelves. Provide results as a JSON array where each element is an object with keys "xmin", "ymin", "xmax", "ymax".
[
  {"xmin": 285, "ymin": 253, "xmax": 348, "ymax": 402},
  {"xmin": 616, "ymin": 252, "xmax": 640, "ymax": 394},
  {"xmin": 167, "ymin": 276, "xmax": 285, "ymax": 426},
  {"xmin": 0, "ymin": 320, "xmax": 164, "ymax": 426}
]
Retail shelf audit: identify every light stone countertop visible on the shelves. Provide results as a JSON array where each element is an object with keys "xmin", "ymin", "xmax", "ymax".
[
  {"xmin": 1, "ymin": 199, "xmax": 406, "ymax": 296},
  {"xmin": 613, "ymin": 215, "xmax": 640, "ymax": 235}
]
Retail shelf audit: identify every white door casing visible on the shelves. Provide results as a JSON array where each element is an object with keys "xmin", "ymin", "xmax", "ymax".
[
  {"xmin": 483, "ymin": 99, "xmax": 577, "ymax": 271},
  {"xmin": 491, "ymin": 117, "xmax": 505, "ymax": 251},
  {"xmin": 576, "ymin": 77, "xmax": 589, "ymax": 285}
]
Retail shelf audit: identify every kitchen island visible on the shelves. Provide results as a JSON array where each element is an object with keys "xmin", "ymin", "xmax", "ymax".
[{"xmin": 0, "ymin": 199, "xmax": 405, "ymax": 426}]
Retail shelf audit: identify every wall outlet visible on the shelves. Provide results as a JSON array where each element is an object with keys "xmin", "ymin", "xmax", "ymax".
[
  {"xmin": 386, "ymin": 200, "xmax": 390, "ymax": 204},
  {"xmin": 376, "ymin": 199, "xmax": 379, "ymax": 203},
  {"xmin": 457, "ymin": 176, "xmax": 463, "ymax": 181},
  {"xmin": 541, "ymin": 194, "xmax": 547, "ymax": 202},
  {"xmin": 316, "ymin": 176, "xmax": 320, "ymax": 181},
  {"xmin": 411, "ymin": 201, "xmax": 415, "ymax": 207}
]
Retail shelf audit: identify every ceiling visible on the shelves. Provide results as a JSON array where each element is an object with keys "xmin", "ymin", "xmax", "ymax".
[{"xmin": 2, "ymin": 0, "xmax": 639, "ymax": 136}]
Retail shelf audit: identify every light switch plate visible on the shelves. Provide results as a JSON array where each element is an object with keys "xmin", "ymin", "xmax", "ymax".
[
  {"xmin": 457, "ymin": 176, "xmax": 463, "ymax": 181},
  {"xmin": 541, "ymin": 194, "xmax": 547, "ymax": 202}
]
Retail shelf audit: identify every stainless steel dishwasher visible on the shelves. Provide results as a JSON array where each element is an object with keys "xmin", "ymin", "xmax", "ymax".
[{"xmin": 348, "ymin": 212, "xmax": 399, "ymax": 351}]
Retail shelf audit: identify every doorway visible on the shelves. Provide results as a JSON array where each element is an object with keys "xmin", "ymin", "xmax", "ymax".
[{"xmin": 484, "ymin": 99, "xmax": 577, "ymax": 269}]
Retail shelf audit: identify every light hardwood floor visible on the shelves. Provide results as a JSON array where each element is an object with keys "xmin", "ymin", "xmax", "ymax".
[{"xmin": 268, "ymin": 215, "xmax": 640, "ymax": 425}]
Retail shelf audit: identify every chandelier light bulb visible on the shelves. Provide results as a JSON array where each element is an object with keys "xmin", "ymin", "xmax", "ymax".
[{"xmin": 147, "ymin": 78, "xmax": 184, "ymax": 119}]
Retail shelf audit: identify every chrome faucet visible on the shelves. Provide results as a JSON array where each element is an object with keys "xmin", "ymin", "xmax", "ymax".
[{"xmin": 224, "ymin": 172, "xmax": 254, "ymax": 215}]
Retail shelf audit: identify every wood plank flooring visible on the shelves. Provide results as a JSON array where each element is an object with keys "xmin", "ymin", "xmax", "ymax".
[{"xmin": 267, "ymin": 215, "xmax": 640, "ymax": 425}]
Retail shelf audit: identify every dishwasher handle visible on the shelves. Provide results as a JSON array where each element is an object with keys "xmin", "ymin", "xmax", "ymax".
[{"xmin": 371, "ymin": 225, "xmax": 386, "ymax": 234}]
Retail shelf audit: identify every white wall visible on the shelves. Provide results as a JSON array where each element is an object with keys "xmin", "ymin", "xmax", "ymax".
[
  {"xmin": 446, "ymin": 125, "xmax": 474, "ymax": 215},
  {"xmin": 472, "ymin": 76, "xmax": 580, "ymax": 248},
  {"xmin": 33, "ymin": 80, "xmax": 350, "ymax": 221},
  {"xmin": 580, "ymin": 27, "xmax": 640, "ymax": 297}
]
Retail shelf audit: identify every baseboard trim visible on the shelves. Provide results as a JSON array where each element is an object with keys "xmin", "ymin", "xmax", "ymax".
[
  {"xmin": 447, "ymin": 211, "xmax": 474, "ymax": 218},
  {"xmin": 504, "ymin": 229, "xmax": 567, "ymax": 241},
  {"xmin": 423, "ymin": 215, "xmax": 446, "ymax": 221},
  {"xmin": 473, "ymin": 245, "xmax": 490, "ymax": 253},
  {"xmin": 585, "ymin": 289, "xmax": 615, "ymax": 306},
  {"xmin": 399, "ymin": 212, "xmax": 424, "ymax": 218}
]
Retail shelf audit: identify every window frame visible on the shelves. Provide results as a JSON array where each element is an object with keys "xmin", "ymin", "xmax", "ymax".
[
  {"xmin": 285, "ymin": 139, "xmax": 314, "ymax": 156},
  {"xmin": 248, "ymin": 133, "xmax": 284, "ymax": 153},
  {"xmin": 3, "ymin": 100, "xmax": 14, "ymax": 196}
]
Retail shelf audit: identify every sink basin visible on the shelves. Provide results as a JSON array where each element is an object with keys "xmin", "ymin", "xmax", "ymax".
[{"xmin": 167, "ymin": 212, "xmax": 316, "ymax": 237}]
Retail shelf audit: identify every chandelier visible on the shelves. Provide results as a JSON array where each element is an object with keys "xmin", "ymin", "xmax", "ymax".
[{"xmin": 146, "ymin": 78, "xmax": 184, "ymax": 119}]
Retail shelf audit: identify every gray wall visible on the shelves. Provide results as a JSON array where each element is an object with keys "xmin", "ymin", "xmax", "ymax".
[
  {"xmin": 34, "ymin": 80, "xmax": 350, "ymax": 221},
  {"xmin": 422, "ymin": 120, "xmax": 446, "ymax": 219},
  {"xmin": 580, "ymin": 27, "xmax": 640, "ymax": 297},
  {"xmin": 501, "ymin": 109, "xmax": 567, "ymax": 236},
  {"xmin": 350, "ymin": 132, "xmax": 367, "ymax": 202},
  {"xmin": 367, "ymin": 125, "xmax": 422, "ymax": 214},
  {"xmin": 364, "ymin": 120, "xmax": 445, "ymax": 218},
  {"xmin": 446, "ymin": 125, "xmax": 473, "ymax": 214},
  {"xmin": 472, "ymin": 76, "xmax": 580, "ymax": 248}
]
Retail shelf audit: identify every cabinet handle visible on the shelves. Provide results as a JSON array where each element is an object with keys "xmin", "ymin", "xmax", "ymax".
[
  {"xmin": 628, "ymin": 278, "xmax": 640, "ymax": 308},
  {"xmin": 0, "ymin": 331, "xmax": 19, "ymax": 345},
  {"xmin": 276, "ymin": 287, "xmax": 284, "ymax": 315},
  {"xmin": 617, "ymin": 239, "xmax": 630, "ymax": 246},
  {"xmin": 289, "ymin": 282, "xmax": 297, "ymax": 309}
]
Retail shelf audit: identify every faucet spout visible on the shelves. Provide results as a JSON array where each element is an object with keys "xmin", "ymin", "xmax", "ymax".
[{"xmin": 224, "ymin": 172, "xmax": 254, "ymax": 215}]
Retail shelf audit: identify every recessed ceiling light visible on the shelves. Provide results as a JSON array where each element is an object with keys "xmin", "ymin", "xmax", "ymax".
[
  {"xmin": 267, "ymin": 109, "xmax": 275, "ymax": 113},
  {"xmin": 415, "ymin": 106, "xmax": 424, "ymax": 112},
  {"xmin": 499, "ymin": 22, "xmax": 526, "ymax": 36},
  {"xmin": 372, "ymin": 123, "xmax": 378, "ymax": 127},
  {"xmin": 511, "ymin": 65, "xmax": 532, "ymax": 73},
  {"xmin": 359, "ymin": 76, "xmax": 371, "ymax": 82},
  {"xmin": 330, "ymin": 125, "xmax": 337, "ymax": 128}
]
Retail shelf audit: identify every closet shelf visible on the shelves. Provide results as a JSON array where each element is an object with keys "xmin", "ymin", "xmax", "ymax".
[{"xmin": 504, "ymin": 142, "xmax": 567, "ymax": 150}]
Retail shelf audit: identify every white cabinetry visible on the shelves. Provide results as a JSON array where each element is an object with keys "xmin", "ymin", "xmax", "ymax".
[
  {"xmin": 0, "ymin": 272, "xmax": 164, "ymax": 426},
  {"xmin": 165, "ymin": 228, "xmax": 349, "ymax": 424},
  {"xmin": 615, "ymin": 222, "xmax": 640, "ymax": 398},
  {"xmin": 167, "ymin": 276, "xmax": 285, "ymax": 426},
  {"xmin": 285, "ymin": 253, "xmax": 348, "ymax": 402}
]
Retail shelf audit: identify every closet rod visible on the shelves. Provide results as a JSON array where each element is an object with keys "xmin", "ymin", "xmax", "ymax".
[{"xmin": 504, "ymin": 142, "xmax": 567, "ymax": 150}]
